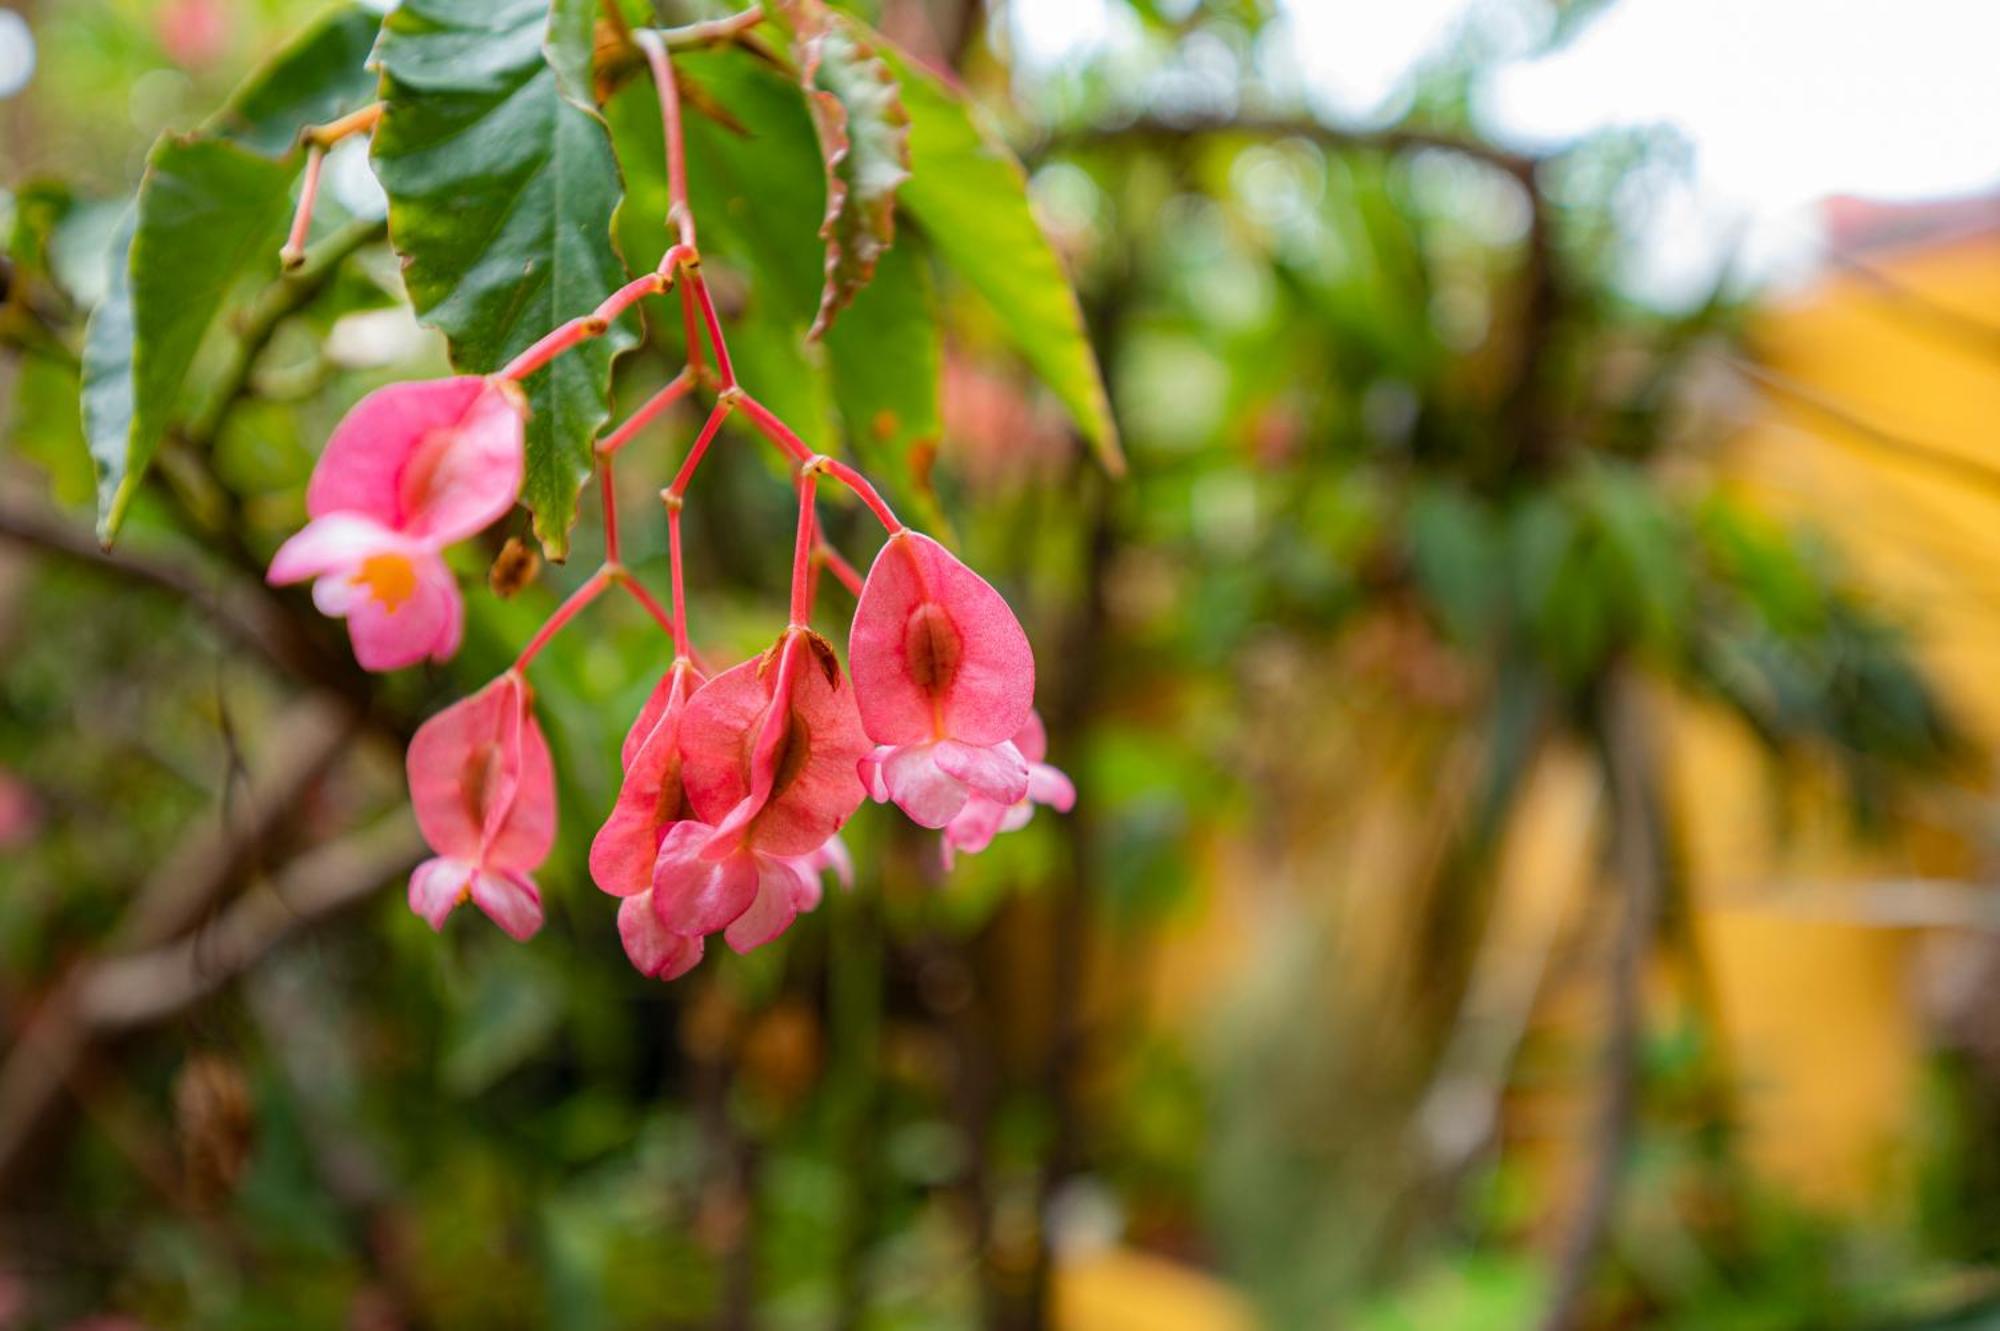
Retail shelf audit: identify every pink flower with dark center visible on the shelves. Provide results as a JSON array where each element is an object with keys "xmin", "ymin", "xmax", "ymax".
[
  {"xmin": 651, "ymin": 629, "xmax": 869, "ymax": 952},
  {"xmin": 848, "ymin": 531, "xmax": 1035, "ymax": 828},
  {"xmin": 405, "ymin": 671, "xmax": 554, "ymax": 940},
  {"xmin": 940, "ymin": 711, "xmax": 1076, "ymax": 867},
  {"xmin": 268, "ymin": 376, "xmax": 526, "ymax": 671}
]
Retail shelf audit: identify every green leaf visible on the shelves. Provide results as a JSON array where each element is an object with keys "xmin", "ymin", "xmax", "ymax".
[
  {"xmin": 205, "ymin": 4, "xmax": 383, "ymax": 158},
  {"xmin": 80, "ymin": 138, "xmax": 296, "ymax": 539},
  {"xmin": 794, "ymin": 7, "xmax": 911, "ymax": 339},
  {"xmin": 823, "ymin": 232, "xmax": 940, "ymax": 482},
  {"xmin": 372, "ymin": 0, "xmax": 636, "ymax": 559},
  {"xmin": 883, "ymin": 46, "xmax": 1121, "ymax": 473}
]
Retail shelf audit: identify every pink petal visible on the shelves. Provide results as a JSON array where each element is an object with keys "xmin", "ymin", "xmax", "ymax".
[
  {"xmin": 485, "ymin": 694, "xmax": 556, "ymax": 873},
  {"xmin": 469, "ymin": 868, "xmax": 543, "ymax": 941},
  {"xmin": 268, "ymin": 512, "xmax": 403, "ymax": 586},
  {"xmin": 943, "ymin": 796, "xmax": 1010, "ymax": 857},
  {"xmin": 808, "ymin": 833, "xmax": 853, "ymax": 889},
  {"xmin": 858, "ymin": 747, "xmax": 890, "ymax": 802},
  {"xmin": 651, "ymin": 821, "xmax": 758, "ymax": 936},
  {"xmin": 621, "ymin": 660, "xmax": 701, "ymax": 768},
  {"xmin": 1026, "ymin": 761, "xmax": 1076, "ymax": 813},
  {"xmin": 723, "ymin": 854, "xmax": 814, "ymax": 954},
  {"xmin": 408, "ymin": 856, "xmax": 475, "ymax": 930},
  {"xmin": 933, "ymin": 739, "xmax": 1030, "ymax": 806},
  {"xmin": 589, "ymin": 672, "xmax": 696, "ymax": 898},
  {"xmin": 408, "ymin": 685, "xmax": 510, "ymax": 861},
  {"xmin": 307, "ymin": 376, "xmax": 526, "ymax": 542},
  {"xmin": 406, "ymin": 674, "xmax": 553, "ymax": 872},
  {"xmin": 880, "ymin": 743, "xmax": 971, "ymax": 828},
  {"xmin": 343, "ymin": 548, "xmax": 462, "ymax": 672},
  {"xmin": 618, "ymin": 892, "xmax": 704, "ymax": 980},
  {"xmin": 848, "ymin": 531, "xmax": 1034, "ymax": 748},
  {"xmin": 679, "ymin": 633, "xmax": 871, "ymax": 858},
  {"xmin": 1011, "ymin": 710, "xmax": 1050, "ymax": 765}
]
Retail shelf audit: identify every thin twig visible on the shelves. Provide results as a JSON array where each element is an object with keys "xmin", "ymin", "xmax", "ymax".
[
  {"xmin": 0, "ymin": 698, "xmax": 361, "ymax": 1187},
  {"xmin": 0, "ymin": 491, "xmax": 308, "ymax": 679},
  {"xmin": 81, "ymin": 812, "xmax": 423, "ymax": 1030}
]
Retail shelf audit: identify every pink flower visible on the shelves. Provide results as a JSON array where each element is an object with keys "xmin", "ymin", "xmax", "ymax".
[
  {"xmin": 589, "ymin": 659, "xmax": 703, "ymax": 899},
  {"xmin": 405, "ymin": 672, "xmax": 554, "ymax": 940},
  {"xmin": 651, "ymin": 629, "xmax": 870, "ymax": 953},
  {"xmin": 268, "ymin": 376, "xmax": 526, "ymax": 671},
  {"xmin": 848, "ymin": 531, "xmax": 1036, "ymax": 827},
  {"xmin": 589, "ymin": 659, "xmax": 710, "ymax": 980},
  {"xmin": 940, "ymin": 711, "xmax": 1076, "ymax": 867}
]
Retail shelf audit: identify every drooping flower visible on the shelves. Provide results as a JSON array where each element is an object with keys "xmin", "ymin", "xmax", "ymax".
[
  {"xmin": 939, "ymin": 710, "xmax": 1076, "ymax": 867},
  {"xmin": 848, "ymin": 531, "xmax": 1035, "ymax": 828},
  {"xmin": 651, "ymin": 629, "xmax": 869, "ymax": 952},
  {"xmin": 589, "ymin": 659, "xmax": 703, "ymax": 899},
  {"xmin": 268, "ymin": 376, "xmax": 526, "ymax": 671},
  {"xmin": 589, "ymin": 659, "xmax": 712, "ymax": 980},
  {"xmin": 405, "ymin": 671, "xmax": 554, "ymax": 940}
]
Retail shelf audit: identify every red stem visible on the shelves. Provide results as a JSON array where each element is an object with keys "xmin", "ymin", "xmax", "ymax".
[
  {"xmin": 789, "ymin": 472, "xmax": 819, "ymax": 628},
  {"xmin": 731, "ymin": 393, "xmax": 814, "ymax": 465},
  {"xmin": 635, "ymin": 28, "xmax": 696, "ymax": 250},
  {"xmin": 600, "ymin": 369, "xmax": 695, "ymax": 458},
  {"xmin": 616, "ymin": 571, "xmax": 677, "ymax": 637},
  {"xmin": 501, "ymin": 316, "xmax": 603, "ymax": 381},
  {"xmin": 667, "ymin": 402, "xmax": 735, "ymax": 500},
  {"xmin": 600, "ymin": 455, "xmax": 622, "ymax": 564},
  {"xmin": 667, "ymin": 503, "xmax": 692, "ymax": 660},
  {"xmin": 689, "ymin": 271, "xmax": 735, "ymax": 388},
  {"xmin": 279, "ymin": 145, "xmax": 324, "ymax": 271},
  {"xmin": 819, "ymin": 457, "xmax": 904, "ymax": 533},
  {"xmin": 815, "ymin": 534, "xmax": 866, "ymax": 597},
  {"xmin": 514, "ymin": 568, "xmax": 613, "ymax": 671},
  {"xmin": 679, "ymin": 279, "xmax": 705, "ymax": 379}
]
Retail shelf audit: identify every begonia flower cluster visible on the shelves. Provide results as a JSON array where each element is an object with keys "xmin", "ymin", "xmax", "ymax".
[
  {"xmin": 269, "ymin": 370, "xmax": 1070, "ymax": 978},
  {"xmin": 265, "ymin": 21, "xmax": 1072, "ymax": 980}
]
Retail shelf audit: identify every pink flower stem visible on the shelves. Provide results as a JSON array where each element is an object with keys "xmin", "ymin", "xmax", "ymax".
[
  {"xmin": 666, "ymin": 502, "xmax": 692, "ymax": 660},
  {"xmin": 688, "ymin": 270, "xmax": 735, "ymax": 388},
  {"xmin": 730, "ymin": 392, "xmax": 815, "ymax": 465},
  {"xmin": 789, "ymin": 470, "xmax": 820, "ymax": 628},
  {"xmin": 595, "ymin": 366, "xmax": 698, "ymax": 566},
  {"xmin": 665, "ymin": 401, "xmax": 734, "ymax": 501},
  {"xmin": 279, "ymin": 145, "xmax": 325, "ymax": 271},
  {"xmin": 279, "ymin": 103, "xmax": 382, "ymax": 270},
  {"xmin": 600, "ymin": 368, "xmax": 696, "ymax": 458},
  {"xmin": 735, "ymin": 395, "xmax": 901, "ymax": 529},
  {"xmin": 678, "ymin": 279, "xmax": 706, "ymax": 381},
  {"xmin": 514, "ymin": 566, "xmax": 614, "ymax": 672},
  {"xmin": 635, "ymin": 28, "xmax": 698, "ymax": 252},
  {"xmin": 599, "ymin": 454, "xmax": 622, "ymax": 565},
  {"xmin": 819, "ymin": 456, "xmax": 904, "ymax": 533},
  {"xmin": 614, "ymin": 570, "xmax": 677, "ymax": 637},
  {"xmin": 658, "ymin": 401, "xmax": 733, "ymax": 659},
  {"xmin": 501, "ymin": 317, "xmax": 604, "ymax": 381},
  {"xmin": 502, "ymin": 272, "xmax": 674, "ymax": 382},
  {"xmin": 814, "ymin": 532, "xmax": 865, "ymax": 597}
]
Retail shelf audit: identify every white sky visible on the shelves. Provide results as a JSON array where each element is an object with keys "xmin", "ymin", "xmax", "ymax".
[{"xmin": 1009, "ymin": 0, "xmax": 2000, "ymax": 306}]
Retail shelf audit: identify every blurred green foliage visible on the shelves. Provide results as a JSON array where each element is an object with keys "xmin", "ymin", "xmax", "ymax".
[{"xmin": 1, "ymin": 1, "xmax": 1992, "ymax": 1329}]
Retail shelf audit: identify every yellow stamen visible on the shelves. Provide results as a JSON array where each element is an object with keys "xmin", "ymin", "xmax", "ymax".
[{"xmin": 350, "ymin": 552, "xmax": 418, "ymax": 612}]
